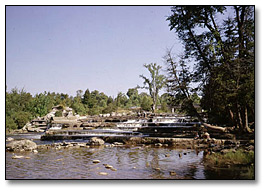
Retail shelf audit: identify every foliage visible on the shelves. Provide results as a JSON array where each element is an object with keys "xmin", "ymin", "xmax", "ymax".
[
  {"xmin": 140, "ymin": 94, "xmax": 153, "ymax": 111},
  {"xmin": 54, "ymin": 110, "xmax": 63, "ymax": 117},
  {"xmin": 167, "ymin": 6, "xmax": 254, "ymax": 132},
  {"xmin": 6, "ymin": 84, "xmax": 174, "ymax": 131}
]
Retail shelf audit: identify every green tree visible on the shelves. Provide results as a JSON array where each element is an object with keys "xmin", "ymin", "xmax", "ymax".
[
  {"xmin": 140, "ymin": 63, "xmax": 166, "ymax": 112},
  {"xmin": 31, "ymin": 92, "xmax": 52, "ymax": 117},
  {"xmin": 140, "ymin": 94, "xmax": 153, "ymax": 111},
  {"xmin": 116, "ymin": 92, "xmax": 128, "ymax": 108},
  {"xmin": 14, "ymin": 111, "xmax": 31, "ymax": 129},
  {"xmin": 71, "ymin": 96, "xmax": 87, "ymax": 115},
  {"xmin": 127, "ymin": 88, "xmax": 140, "ymax": 107},
  {"xmin": 167, "ymin": 6, "xmax": 254, "ymax": 132}
]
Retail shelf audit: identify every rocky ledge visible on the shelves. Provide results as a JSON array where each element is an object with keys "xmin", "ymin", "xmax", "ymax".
[{"xmin": 6, "ymin": 136, "xmax": 254, "ymax": 154}]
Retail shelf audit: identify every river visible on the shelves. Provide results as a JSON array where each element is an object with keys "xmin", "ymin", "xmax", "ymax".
[{"xmin": 6, "ymin": 133, "xmax": 252, "ymax": 179}]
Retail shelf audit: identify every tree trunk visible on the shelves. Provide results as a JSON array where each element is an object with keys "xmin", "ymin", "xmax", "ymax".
[
  {"xmin": 228, "ymin": 108, "xmax": 236, "ymax": 126},
  {"xmin": 235, "ymin": 103, "xmax": 243, "ymax": 130},
  {"xmin": 242, "ymin": 106, "xmax": 251, "ymax": 133},
  {"xmin": 152, "ymin": 96, "xmax": 156, "ymax": 113}
]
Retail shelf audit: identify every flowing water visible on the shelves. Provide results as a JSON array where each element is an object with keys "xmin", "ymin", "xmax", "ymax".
[{"xmin": 6, "ymin": 133, "xmax": 252, "ymax": 179}]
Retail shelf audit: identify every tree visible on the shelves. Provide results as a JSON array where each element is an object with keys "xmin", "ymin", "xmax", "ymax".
[
  {"xmin": 140, "ymin": 93, "xmax": 153, "ymax": 111},
  {"xmin": 127, "ymin": 88, "xmax": 140, "ymax": 107},
  {"xmin": 167, "ymin": 6, "xmax": 254, "ymax": 132},
  {"xmin": 71, "ymin": 96, "xmax": 87, "ymax": 116},
  {"xmin": 140, "ymin": 63, "xmax": 166, "ymax": 112},
  {"xmin": 116, "ymin": 92, "xmax": 128, "ymax": 108},
  {"xmin": 82, "ymin": 89, "xmax": 91, "ymax": 105}
]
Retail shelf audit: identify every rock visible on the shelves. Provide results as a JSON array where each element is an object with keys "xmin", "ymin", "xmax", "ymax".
[
  {"xmin": 6, "ymin": 140, "xmax": 37, "ymax": 152},
  {"xmin": 154, "ymin": 168, "xmax": 161, "ymax": 171},
  {"xmin": 6, "ymin": 137, "xmax": 14, "ymax": 142},
  {"xmin": 77, "ymin": 143, "xmax": 86, "ymax": 147},
  {"xmin": 110, "ymin": 168, "xmax": 117, "ymax": 171},
  {"xmin": 202, "ymin": 132, "xmax": 210, "ymax": 139},
  {"xmin": 170, "ymin": 171, "xmax": 177, "ymax": 176},
  {"xmin": 165, "ymin": 154, "xmax": 170, "ymax": 157},
  {"xmin": 88, "ymin": 137, "xmax": 105, "ymax": 146},
  {"xmin": 179, "ymin": 153, "xmax": 182, "ymax": 158},
  {"xmin": 33, "ymin": 149, "xmax": 38, "ymax": 154},
  {"xmin": 155, "ymin": 143, "xmax": 162, "ymax": 147},
  {"xmin": 99, "ymin": 172, "xmax": 108, "ymax": 176},
  {"xmin": 103, "ymin": 164, "xmax": 113, "ymax": 169},
  {"xmin": 25, "ymin": 156, "xmax": 31, "ymax": 159},
  {"xmin": 245, "ymin": 145, "xmax": 254, "ymax": 151},
  {"xmin": 93, "ymin": 160, "xmax": 101, "ymax": 163},
  {"xmin": 12, "ymin": 155, "xmax": 24, "ymax": 159},
  {"xmin": 113, "ymin": 142, "xmax": 123, "ymax": 146}
]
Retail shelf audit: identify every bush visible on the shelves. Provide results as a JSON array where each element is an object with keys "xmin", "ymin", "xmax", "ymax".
[
  {"xmin": 13, "ymin": 111, "xmax": 31, "ymax": 129},
  {"xmin": 102, "ymin": 103, "xmax": 117, "ymax": 114},
  {"xmin": 55, "ymin": 110, "xmax": 62, "ymax": 117},
  {"xmin": 6, "ymin": 116, "xmax": 18, "ymax": 130}
]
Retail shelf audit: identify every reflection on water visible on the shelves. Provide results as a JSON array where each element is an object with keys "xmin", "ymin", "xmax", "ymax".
[{"xmin": 6, "ymin": 146, "xmax": 205, "ymax": 179}]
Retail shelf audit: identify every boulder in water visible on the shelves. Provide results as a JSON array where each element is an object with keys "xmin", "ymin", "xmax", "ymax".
[
  {"xmin": 88, "ymin": 137, "xmax": 105, "ymax": 146},
  {"xmin": 6, "ymin": 139, "xmax": 37, "ymax": 152}
]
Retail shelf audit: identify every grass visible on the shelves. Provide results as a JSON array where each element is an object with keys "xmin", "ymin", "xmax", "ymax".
[{"xmin": 205, "ymin": 149, "xmax": 254, "ymax": 167}]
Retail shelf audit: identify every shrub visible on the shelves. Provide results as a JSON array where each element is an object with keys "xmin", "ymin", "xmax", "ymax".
[
  {"xmin": 55, "ymin": 110, "xmax": 62, "ymax": 117},
  {"xmin": 6, "ymin": 116, "xmax": 18, "ymax": 130}
]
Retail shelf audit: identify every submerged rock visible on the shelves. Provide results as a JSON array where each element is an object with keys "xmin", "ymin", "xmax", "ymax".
[
  {"xmin": 99, "ymin": 172, "xmax": 108, "ymax": 176},
  {"xmin": 6, "ymin": 140, "xmax": 37, "ymax": 152},
  {"xmin": 93, "ymin": 160, "xmax": 101, "ymax": 163}
]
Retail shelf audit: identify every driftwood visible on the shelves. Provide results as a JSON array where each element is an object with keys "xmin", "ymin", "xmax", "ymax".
[{"xmin": 202, "ymin": 123, "xmax": 227, "ymax": 133}]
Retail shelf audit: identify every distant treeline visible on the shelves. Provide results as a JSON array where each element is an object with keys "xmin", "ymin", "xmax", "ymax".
[{"xmin": 5, "ymin": 87, "xmax": 173, "ymax": 131}]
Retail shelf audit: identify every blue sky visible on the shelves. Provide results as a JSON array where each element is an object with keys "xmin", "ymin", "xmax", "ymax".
[{"xmin": 6, "ymin": 6, "xmax": 182, "ymax": 97}]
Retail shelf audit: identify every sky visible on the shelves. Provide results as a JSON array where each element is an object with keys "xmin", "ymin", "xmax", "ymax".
[{"xmin": 6, "ymin": 6, "xmax": 183, "ymax": 97}]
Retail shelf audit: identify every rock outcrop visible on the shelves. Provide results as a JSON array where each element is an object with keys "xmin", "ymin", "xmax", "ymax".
[{"xmin": 6, "ymin": 140, "xmax": 37, "ymax": 152}]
